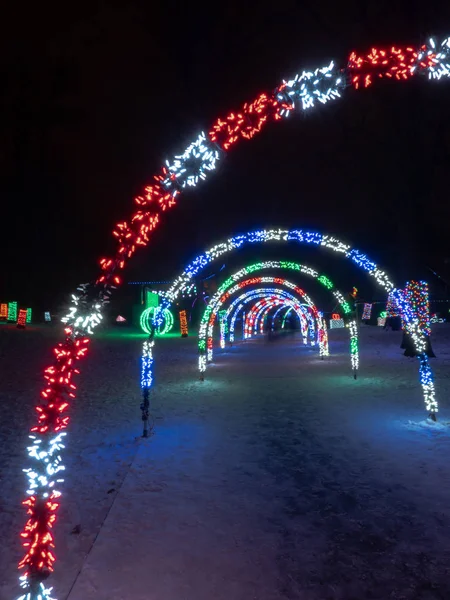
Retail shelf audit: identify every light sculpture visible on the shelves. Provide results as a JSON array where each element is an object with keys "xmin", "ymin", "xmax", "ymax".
[
  {"xmin": 245, "ymin": 297, "xmax": 312, "ymax": 341},
  {"xmin": 0, "ymin": 303, "xmax": 7, "ymax": 319},
  {"xmin": 139, "ymin": 307, "xmax": 174, "ymax": 336},
  {"xmin": 196, "ymin": 261, "xmax": 355, "ymax": 373},
  {"xmin": 201, "ymin": 279, "xmax": 322, "ymax": 365},
  {"xmin": 8, "ymin": 301, "xmax": 18, "ymax": 322},
  {"xmin": 17, "ymin": 309, "xmax": 27, "ymax": 329},
  {"xmin": 362, "ymin": 303, "xmax": 372, "ymax": 320},
  {"xmin": 179, "ymin": 310, "xmax": 188, "ymax": 337},
  {"xmin": 200, "ymin": 286, "xmax": 327, "ymax": 375}
]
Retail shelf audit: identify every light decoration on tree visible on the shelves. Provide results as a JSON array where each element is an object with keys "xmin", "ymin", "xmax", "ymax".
[
  {"xmin": 0, "ymin": 303, "xmax": 7, "ymax": 319},
  {"xmin": 139, "ymin": 307, "xmax": 174, "ymax": 335},
  {"xmin": 17, "ymin": 309, "xmax": 27, "ymax": 329},
  {"xmin": 386, "ymin": 293, "xmax": 400, "ymax": 317},
  {"xmin": 8, "ymin": 301, "xmax": 18, "ymax": 322},
  {"xmin": 404, "ymin": 281, "xmax": 431, "ymax": 336},
  {"xmin": 17, "ymin": 35, "xmax": 450, "ymax": 598},
  {"xmin": 362, "ymin": 303, "xmax": 372, "ymax": 320},
  {"xmin": 391, "ymin": 287, "xmax": 438, "ymax": 419},
  {"xmin": 26, "ymin": 309, "xmax": 32, "ymax": 324},
  {"xmin": 179, "ymin": 310, "xmax": 188, "ymax": 337},
  {"xmin": 44, "ymin": 312, "xmax": 52, "ymax": 322}
]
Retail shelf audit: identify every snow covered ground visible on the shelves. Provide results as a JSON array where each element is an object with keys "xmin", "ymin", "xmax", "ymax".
[{"xmin": 1, "ymin": 323, "xmax": 450, "ymax": 600}]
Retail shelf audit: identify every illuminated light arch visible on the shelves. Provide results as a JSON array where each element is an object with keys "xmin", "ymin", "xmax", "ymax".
[
  {"xmin": 197, "ymin": 262, "xmax": 357, "ymax": 372},
  {"xmin": 221, "ymin": 289, "xmax": 330, "ymax": 362},
  {"xmin": 244, "ymin": 297, "xmax": 312, "ymax": 342},
  {"xmin": 226, "ymin": 291, "xmax": 324, "ymax": 359},
  {"xmin": 265, "ymin": 303, "xmax": 317, "ymax": 345},
  {"xmin": 244, "ymin": 297, "xmax": 310, "ymax": 338},
  {"xmin": 228, "ymin": 290, "xmax": 321, "ymax": 351},
  {"xmin": 19, "ymin": 37, "xmax": 449, "ymax": 599},
  {"xmin": 199, "ymin": 282, "xmax": 331, "ymax": 375},
  {"xmin": 202, "ymin": 280, "xmax": 320, "ymax": 361},
  {"xmin": 165, "ymin": 232, "xmax": 395, "ymax": 304}
]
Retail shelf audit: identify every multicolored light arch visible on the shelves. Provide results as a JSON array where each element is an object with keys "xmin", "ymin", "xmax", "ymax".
[
  {"xmin": 244, "ymin": 297, "xmax": 312, "ymax": 342},
  {"xmin": 199, "ymin": 282, "xmax": 328, "ymax": 374},
  {"xmin": 225, "ymin": 290, "xmax": 330, "ymax": 359},
  {"xmin": 196, "ymin": 261, "xmax": 358, "ymax": 375},
  {"xmin": 18, "ymin": 36, "xmax": 449, "ymax": 599}
]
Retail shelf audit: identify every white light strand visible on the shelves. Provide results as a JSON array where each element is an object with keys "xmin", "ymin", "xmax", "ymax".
[
  {"xmin": 162, "ymin": 132, "xmax": 221, "ymax": 191},
  {"xmin": 18, "ymin": 579, "xmax": 56, "ymax": 600},
  {"xmin": 276, "ymin": 61, "xmax": 343, "ymax": 116}
]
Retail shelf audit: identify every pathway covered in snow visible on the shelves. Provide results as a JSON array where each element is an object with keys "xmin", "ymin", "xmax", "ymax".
[{"xmin": 1, "ymin": 324, "xmax": 450, "ymax": 599}]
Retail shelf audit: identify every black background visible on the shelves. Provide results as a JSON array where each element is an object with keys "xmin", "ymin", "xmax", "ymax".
[{"xmin": 1, "ymin": 0, "xmax": 450, "ymax": 312}]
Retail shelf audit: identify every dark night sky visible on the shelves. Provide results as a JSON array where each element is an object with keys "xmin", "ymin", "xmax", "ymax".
[{"xmin": 1, "ymin": 1, "xmax": 450, "ymax": 312}]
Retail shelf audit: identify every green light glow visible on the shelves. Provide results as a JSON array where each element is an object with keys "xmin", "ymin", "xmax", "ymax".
[{"xmin": 140, "ymin": 307, "xmax": 174, "ymax": 335}]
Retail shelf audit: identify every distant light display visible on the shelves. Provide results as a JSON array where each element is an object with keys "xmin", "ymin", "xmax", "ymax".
[
  {"xmin": 362, "ymin": 303, "xmax": 372, "ymax": 320},
  {"xmin": 17, "ymin": 309, "xmax": 27, "ymax": 329},
  {"xmin": 26, "ymin": 308, "xmax": 32, "ymax": 324},
  {"xmin": 140, "ymin": 307, "xmax": 174, "ymax": 335},
  {"xmin": 179, "ymin": 310, "xmax": 188, "ymax": 337},
  {"xmin": 0, "ymin": 303, "xmax": 7, "ymax": 319},
  {"xmin": 329, "ymin": 319, "xmax": 345, "ymax": 329},
  {"xmin": 8, "ymin": 301, "xmax": 17, "ymax": 322},
  {"xmin": 197, "ymin": 261, "xmax": 360, "ymax": 377}
]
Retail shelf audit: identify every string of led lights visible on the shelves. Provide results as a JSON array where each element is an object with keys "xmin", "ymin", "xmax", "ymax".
[
  {"xmin": 139, "ymin": 306, "xmax": 174, "ymax": 335},
  {"xmin": 201, "ymin": 279, "xmax": 320, "ymax": 365},
  {"xmin": 245, "ymin": 297, "xmax": 312, "ymax": 342},
  {"xmin": 253, "ymin": 300, "xmax": 312, "ymax": 339},
  {"xmin": 196, "ymin": 261, "xmax": 355, "ymax": 373},
  {"xmin": 17, "ymin": 36, "xmax": 450, "ymax": 599},
  {"xmin": 251, "ymin": 300, "xmax": 312, "ymax": 342},
  {"xmin": 362, "ymin": 303, "xmax": 373, "ymax": 320},
  {"xmin": 390, "ymin": 287, "xmax": 438, "ymax": 418},
  {"xmin": 227, "ymin": 288, "xmax": 329, "ymax": 360},
  {"xmin": 199, "ymin": 284, "xmax": 325, "ymax": 375},
  {"xmin": 227, "ymin": 292, "xmax": 319, "ymax": 346},
  {"xmin": 404, "ymin": 281, "xmax": 431, "ymax": 336},
  {"xmin": 226, "ymin": 290, "xmax": 324, "ymax": 354}
]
